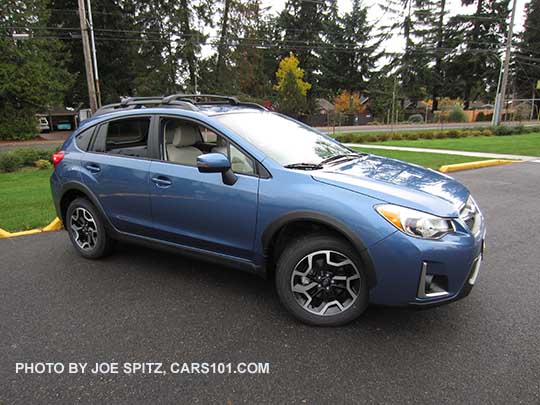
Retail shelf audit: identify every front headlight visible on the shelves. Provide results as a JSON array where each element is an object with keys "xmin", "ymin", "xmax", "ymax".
[{"xmin": 375, "ymin": 204, "xmax": 454, "ymax": 239}]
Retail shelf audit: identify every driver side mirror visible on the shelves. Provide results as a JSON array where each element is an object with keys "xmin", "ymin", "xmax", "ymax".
[{"xmin": 197, "ymin": 153, "xmax": 237, "ymax": 186}]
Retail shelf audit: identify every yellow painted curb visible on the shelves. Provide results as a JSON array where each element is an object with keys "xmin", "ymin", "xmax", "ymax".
[
  {"xmin": 439, "ymin": 159, "xmax": 521, "ymax": 173},
  {"xmin": 0, "ymin": 217, "xmax": 63, "ymax": 239}
]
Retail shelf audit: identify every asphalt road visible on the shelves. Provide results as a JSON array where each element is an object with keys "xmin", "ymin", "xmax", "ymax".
[{"xmin": 1, "ymin": 163, "xmax": 539, "ymax": 404}]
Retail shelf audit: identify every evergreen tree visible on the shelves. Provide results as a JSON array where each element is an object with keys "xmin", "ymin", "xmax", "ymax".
[
  {"xmin": 514, "ymin": 0, "xmax": 540, "ymax": 109},
  {"xmin": 444, "ymin": 0, "xmax": 510, "ymax": 108},
  {"xmin": 47, "ymin": 0, "xmax": 139, "ymax": 105},
  {"xmin": 379, "ymin": 0, "xmax": 437, "ymax": 105},
  {"xmin": 0, "ymin": 0, "xmax": 73, "ymax": 139},
  {"xmin": 278, "ymin": 0, "xmax": 334, "ymax": 97},
  {"xmin": 319, "ymin": 0, "xmax": 378, "ymax": 97}
]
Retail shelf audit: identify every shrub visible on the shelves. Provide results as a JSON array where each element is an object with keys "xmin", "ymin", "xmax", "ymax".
[
  {"xmin": 0, "ymin": 148, "xmax": 55, "ymax": 172},
  {"xmin": 482, "ymin": 129, "xmax": 493, "ymax": 137},
  {"xmin": 364, "ymin": 135, "xmax": 378, "ymax": 142},
  {"xmin": 376, "ymin": 134, "xmax": 390, "ymax": 142},
  {"xmin": 461, "ymin": 130, "xmax": 473, "ymax": 138},
  {"xmin": 390, "ymin": 133, "xmax": 403, "ymax": 140},
  {"xmin": 336, "ymin": 134, "xmax": 354, "ymax": 143},
  {"xmin": 0, "ymin": 153, "xmax": 23, "ymax": 172},
  {"xmin": 493, "ymin": 126, "xmax": 512, "ymax": 136},
  {"xmin": 435, "ymin": 131, "xmax": 447, "ymax": 139},
  {"xmin": 421, "ymin": 132, "xmax": 435, "ymax": 139},
  {"xmin": 469, "ymin": 130, "xmax": 482, "ymax": 137},
  {"xmin": 448, "ymin": 105, "xmax": 468, "ymax": 123},
  {"xmin": 408, "ymin": 114, "xmax": 424, "ymax": 124},
  {"xmin": 447, "ymin": 130, "xmax": 460, "ymax": 138},
  {"xmin": 35, "ymin": 159, "xmax": 52, "ymax": 170},
  {"xmin": 407, "ymin": 133, "xmax": 419, "ymax": 140}
]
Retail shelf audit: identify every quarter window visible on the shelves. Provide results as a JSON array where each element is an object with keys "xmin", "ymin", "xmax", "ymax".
[{"xmin": 75, "ymin": 127, "xmax": 95, "ymax": 151}]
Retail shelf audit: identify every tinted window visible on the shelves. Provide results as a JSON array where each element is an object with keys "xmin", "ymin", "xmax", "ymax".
[
  {"xmin": 75, "ymin": 127, "xmax": 95, "ymax": 151},
  {"xmin": 105, "ymin": 118, "xmax": 150, "ymax": 158}
]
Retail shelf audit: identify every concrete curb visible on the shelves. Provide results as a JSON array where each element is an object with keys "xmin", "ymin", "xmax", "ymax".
[
  {"xmin": 439, "ymin": 159, "xmax": 520, "ymax": 173},
  {"xmin": 0, "ymin": 217, "xmax": 63, "ymax": 239}
]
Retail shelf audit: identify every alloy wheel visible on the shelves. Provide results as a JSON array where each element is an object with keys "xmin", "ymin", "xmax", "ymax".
[
  {"xmin": 70, "ymin": 207, "xmax": 98, "ymax": 250},
  {"xmin": 290, "ymin": 250, "xmax": 361, "ymax": 316}
]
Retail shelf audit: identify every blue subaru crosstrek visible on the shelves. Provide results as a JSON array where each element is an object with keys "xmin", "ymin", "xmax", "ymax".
[{"xmin": 51, "ymin": 95, "xmax": 486, "ymax": 326}]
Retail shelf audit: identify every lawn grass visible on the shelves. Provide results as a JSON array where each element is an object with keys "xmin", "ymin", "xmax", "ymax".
[
  {"xmin": 351, "ymin": 147, "xmax": 490, "ymax": 170},
  {"xmin": 350, "ymin": 133, "xmax": 540, "ymax": 156},
  {"xmin": 0, "ymin": 168, "xmax": 56, "ymax": 232}
]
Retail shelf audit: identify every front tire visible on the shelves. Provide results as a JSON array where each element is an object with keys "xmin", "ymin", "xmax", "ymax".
[
  {"xmin": 275, "ymin": 235, "xmax": 369, "ymax": 326},
  {"xmin": 66, "ymin": 198, "xmax": 114, "ymax": 259}
]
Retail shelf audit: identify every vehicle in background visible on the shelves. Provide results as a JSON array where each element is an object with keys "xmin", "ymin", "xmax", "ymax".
[{"xmin": 37, "ymin": 117, "xmax": 50, "ymax": 133}]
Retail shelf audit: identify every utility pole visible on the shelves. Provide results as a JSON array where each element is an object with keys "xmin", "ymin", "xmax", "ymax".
[
  {"xmin": 86, "ymin": 0, "xmax": 101, "ymax": 108},
  {"xmin": 492, "ymin": 0, "xmax": 518, "ymax": 126},
  {"xmin": 78, "ymin": 0, "xmax": 98, "ymax": 112}
]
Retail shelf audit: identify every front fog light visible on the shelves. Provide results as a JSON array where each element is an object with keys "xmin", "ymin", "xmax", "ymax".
[{"xmin": 375, "ymin": 204, "xmax": 454, "ymax": 239}]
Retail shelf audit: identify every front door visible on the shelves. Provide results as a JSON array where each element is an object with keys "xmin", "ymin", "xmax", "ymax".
[{"xmin": 149, "ymin": 117, "xmax": 259, "ymax": 260}]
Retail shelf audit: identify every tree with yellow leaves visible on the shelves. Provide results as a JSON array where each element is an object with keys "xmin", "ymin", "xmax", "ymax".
[
  {"xmin": 334, "ymin": 91, "xmax": 367, "ymax": 114},
  {"xmin": 274, "ymin": 53, "xmax": 312, "ymax": 116}
]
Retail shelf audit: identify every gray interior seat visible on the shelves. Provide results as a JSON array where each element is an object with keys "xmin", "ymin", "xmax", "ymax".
[{"xmin": 166, "ymin": 124, "xmax": 202, "ymax": 165}]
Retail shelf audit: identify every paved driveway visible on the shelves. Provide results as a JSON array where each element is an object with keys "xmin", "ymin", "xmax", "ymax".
[{"xmin": 1, "ymin": 163, "xmax": 539, "ymax": 404}]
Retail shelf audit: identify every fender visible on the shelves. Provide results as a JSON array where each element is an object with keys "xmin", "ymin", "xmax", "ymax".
[
  {"xmin": 261, "ymin": 210, "xmax": 376, "ymax": 287},
  {"xmin": 57, "ymin": 180, "xmax": 120, "ymax": 238}
]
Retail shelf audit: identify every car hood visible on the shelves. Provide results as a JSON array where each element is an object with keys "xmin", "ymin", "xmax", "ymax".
[{"xmin": 312, "ymin": 154, "xmax": 470, "ymax": 217}]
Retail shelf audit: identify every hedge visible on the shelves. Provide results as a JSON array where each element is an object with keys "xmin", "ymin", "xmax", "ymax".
[
  {"xmin": 0, "ymin": 148, "xmax": 56, "ymax": 172},
  {"xmin": 335, "ymin": 125, "xmax": 540, "ymax": 144}
]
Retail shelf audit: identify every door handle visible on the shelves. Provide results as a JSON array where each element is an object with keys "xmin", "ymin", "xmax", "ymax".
[
  {"xmin": 151, "ymin": 176, "xmax": 172, "ymax": 187},
  {"xmin": 85, "ymin": 163, "xmax": 101, "ymax": 173}
]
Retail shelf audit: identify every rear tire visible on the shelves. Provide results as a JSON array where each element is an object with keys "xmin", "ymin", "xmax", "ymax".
[
  {"xmin": 275, "ymin": 234, "xmax": 369, "ymax": 326},
  {"xmin": 66, "ymin": 198, "xmax": 114, "ymax": 259}
]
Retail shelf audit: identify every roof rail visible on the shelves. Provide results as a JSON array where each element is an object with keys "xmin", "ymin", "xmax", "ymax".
[
  {"xmin": 164, "ymin": 94, "xmax": 267, "ymax": 111},
  {"xmin": 94, "ymin": 94, "xmax": 266, "ymax": 116},
  {"xmin": 95, "ymin": 97, "xmax": 199, "ymax": 116}
]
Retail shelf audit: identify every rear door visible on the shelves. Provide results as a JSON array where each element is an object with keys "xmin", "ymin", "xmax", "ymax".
[
  {"xmin": 81, "ymin": 115, "xmax": 155, "ymax": 235},
  {"xmin": 148, "ymin": 116, "xmax": 260, "ymax": 260}
]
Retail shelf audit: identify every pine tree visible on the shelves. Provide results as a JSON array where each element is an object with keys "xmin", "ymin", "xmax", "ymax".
[
  {"xmin": 379, "ymin": 0, "xmax": 437, "ymax": 105},
  {"xmin": 278, "ymin": 0, "xmax": 334, "ymax": 97},
  {"xmin": 319, "ymin": 0, "xmax": 378, "ymax": 97},
  {"xmin": 514, "ymin": 0, "xmax": 540, "ymax": 110},
  {"xmin": 443, "ymin": 0, "xmax": 511, "ymax": 108}
]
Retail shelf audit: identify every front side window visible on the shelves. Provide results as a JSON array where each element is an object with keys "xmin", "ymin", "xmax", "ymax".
[
  {"xmin": 161, "ymin": 117, "xmax": 256, "ymax": 175},
  {"xmin": 102, "ymin": 117, "xmax": 150, "ymax": 158},
  {"xmin": 215, "ymin": 112, "xmax": 351, "ymax": 167}
]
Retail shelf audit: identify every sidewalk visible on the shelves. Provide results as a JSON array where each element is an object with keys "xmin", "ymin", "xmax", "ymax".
[{"xmin": 345, "ymin": 143, "xmax": 539, "ymax": 161}]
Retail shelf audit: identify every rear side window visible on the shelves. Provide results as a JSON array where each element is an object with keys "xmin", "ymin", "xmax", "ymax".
[
  {"xmin": 100, "ymin": 117, "xmax": 150, "ymax": 158},
  {"xmin": 75, "ymin": 127, "xmax": 95, "ymax": 151}
]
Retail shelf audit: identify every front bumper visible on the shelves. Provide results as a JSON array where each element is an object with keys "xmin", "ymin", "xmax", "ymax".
[{"xmin": 367, "ymin": 220, "xmax": 486, "ymax": 307}]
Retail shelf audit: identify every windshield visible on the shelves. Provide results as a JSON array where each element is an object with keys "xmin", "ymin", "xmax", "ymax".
[{"xmin": 214, "ymin": 112, "xmax": 352, "ymax": 166}]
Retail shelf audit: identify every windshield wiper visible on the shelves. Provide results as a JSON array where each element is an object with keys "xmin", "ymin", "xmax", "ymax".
[
  {"xmin": 284, "ymin": 162, "xmax": 324, "ymax": 170},
  {"xmin": 320, "ymin": 153, "xmax": 366, "ymax": 166}
]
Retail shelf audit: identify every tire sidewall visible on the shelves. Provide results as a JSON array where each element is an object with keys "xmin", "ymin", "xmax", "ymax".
[{"xmin": 275, "ymin": 235, "xmax": 369, "ymax": 326}]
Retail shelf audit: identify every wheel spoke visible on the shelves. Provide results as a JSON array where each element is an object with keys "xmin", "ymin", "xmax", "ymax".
[{"xmin": 70, "ymin": 207, "xmax": 97, "ymax": 251}]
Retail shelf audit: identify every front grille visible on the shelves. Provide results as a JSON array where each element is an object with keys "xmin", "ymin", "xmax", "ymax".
[{"xmin": 459, "ymin": 196, "xmax": 481, "ymax": 235}]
